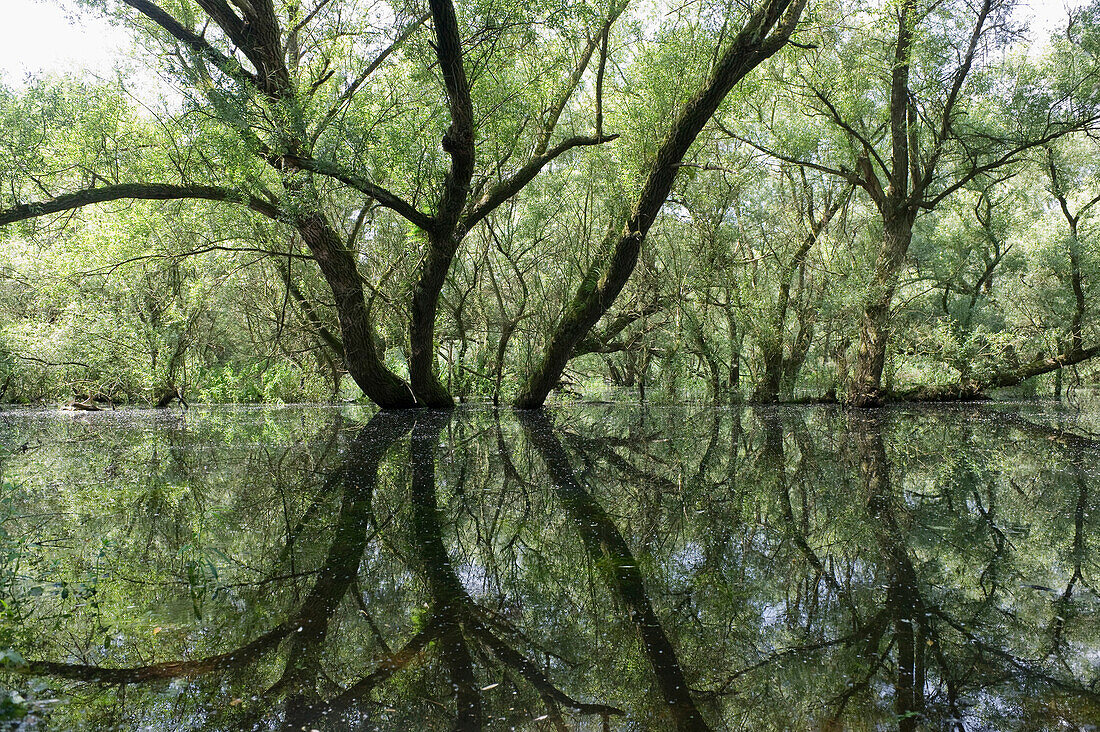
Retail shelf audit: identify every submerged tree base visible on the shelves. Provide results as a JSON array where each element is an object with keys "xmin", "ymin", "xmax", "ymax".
[{"xmin": 890, "ymin": 382, "xmax": 991, "ymax": 402}]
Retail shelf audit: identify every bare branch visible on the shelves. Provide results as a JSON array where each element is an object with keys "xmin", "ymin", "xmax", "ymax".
[{"xmin": 921, "ymin": 122, "xmax": 1099, "ymax": 210}]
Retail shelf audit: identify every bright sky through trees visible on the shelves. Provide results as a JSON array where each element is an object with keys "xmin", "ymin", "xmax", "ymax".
[
  {"xmin": 0, "ymin": 0, "xmax": 1086, "ymax": 85},
  {"xmin": 0, "ymin": 0, "xmax": 132, "ymax": 84}
]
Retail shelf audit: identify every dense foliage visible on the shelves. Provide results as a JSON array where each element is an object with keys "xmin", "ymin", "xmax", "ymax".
[{"xmin": 2, "ymin": 0, "xmax": 1100, "ymax": 407}]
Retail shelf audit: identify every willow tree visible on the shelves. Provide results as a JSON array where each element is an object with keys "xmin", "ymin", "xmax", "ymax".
[
  {"xmin": 514, "ymin": 0, "xmax": 807, "ymax": 407},
  {"xmin": 0, "ymin": 0, "xmax": 627, "ymax": 407},
  {"xmin": 909, "ymin": 139, "xmax": 1100, "ymax": 399},
  {"xmin": 736, "ymin": 0, "xmax": 1100, "ymax": 405},
  {"xmin": 746, "ymin": 171, "xmax": 849, "ymax": 403}
]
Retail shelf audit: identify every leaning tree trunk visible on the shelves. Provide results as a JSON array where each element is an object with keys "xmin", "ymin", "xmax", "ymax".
[
  {"xmin": 514, "ymin": 0, "xmax": 806, "ymax": 408},
  {"xmin": 297, "ymin": 212, "xmax": 416, "ymax": 407},
  {"xmin": 849, "ymin": 212, "xmax": 913, "ymax": 407}
]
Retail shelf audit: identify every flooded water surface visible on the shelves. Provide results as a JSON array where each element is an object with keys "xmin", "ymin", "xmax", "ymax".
[{"xmin": 1, "ymin": 403, "xmax": 1099, "ymax": 730}]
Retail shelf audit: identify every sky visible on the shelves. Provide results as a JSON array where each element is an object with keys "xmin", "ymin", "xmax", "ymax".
[
  {"xmin": 0, "ymin": 0, "xmax": 1090, "ymax": 86},
  {"xmin": 0, "ymin": 1, "xmax": 133, "ymax": 84}
]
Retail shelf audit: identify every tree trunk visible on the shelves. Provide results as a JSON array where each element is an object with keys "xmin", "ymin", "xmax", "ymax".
[
  {"xmin": 154, "ymin": 388, "xmax": 185, "ymax": 409},
  {"xmin": 832, "ymin": 336, "xmax": 850, "ymax": 398},
  {"xmin": 1068, "ymin": 224, "xmax": 1086, "ymax": 354},
  {"xmin": 297, "ymin": 213, "xmax": 416, "ymax": 407},
  {"xmin": 753, "ymin": 341, "xmax": 783, "ymax": 403},
  {"xmin": 404, "ymin": 0, "xmax": 475, "ymax": 408},
  {"xmin": 892, "ymin": 341, "xmax": 1100, "ymax": 401},
  {"xmin": 756, "ymin": 224, "xmax": 816, "ymax": 404},
  {"xmin": 725, "ymin": 305, "xmax": 740, "ymax": 394},
  {"xmin": 848, "ymin": 213, "xmax": 912, "ymax": 407},
  {"xmin": 700, "ymin": 341, "xmax": 724, "ymax": 404},
  {"xmin": 686, "ymin": 313, "xmax": 723, "ymax": 403},
  {"xmin": 409, "ymin": 233, "xmax": 462, "ymax": 406},
  {"xmin": 781, "ymin": 315, "xmax": 814, "ymax": 399},
  {"xmin": 407, "ymin": 411, "xmax": 483, "ymax": 729},
  {"xmin": 989, "ymin": 343, "xmax": 1100, "ymax": 389},
  {"xmin": 852, "ymin": 415, "xmax": 926, "ymax": 729}
]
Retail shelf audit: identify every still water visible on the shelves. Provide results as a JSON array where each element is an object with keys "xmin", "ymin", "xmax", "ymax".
[{"xmin": 0, "ymin": 403, "xmax": 1098, "ymax": 730}]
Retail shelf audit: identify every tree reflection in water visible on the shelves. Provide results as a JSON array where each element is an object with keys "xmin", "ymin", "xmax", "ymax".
[{"xmin": 1, "ymin": 404, "xmax": 1099, "ymax": 729}]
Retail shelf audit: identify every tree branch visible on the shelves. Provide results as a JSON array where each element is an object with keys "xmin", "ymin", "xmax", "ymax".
[
  {"xmin": 921, "ymin": 122, "xmax": 1099, "ymax": 210},
  {"xmin": 309, "ymin": 13, "xmax": 431, "ymax": 145},
  {"xmin": 120, "ymin": 0, "xmax": 256, "ymax": 83},
  {"xmin": 282, "ymin": 156, "xmax": 434, "ymax": 230},
  {"xmin": 533, "ymin": 0, "xmax": 629, "ymax": 156},
  {"xmin": 718, "ymin": 125, "xmax": 865, "ymax": 188},
  {"xmin": 462, "ymin": 133, "xmax": 619, "ymax": 232},
  {"xmin": 916, "ymin": 0, "xmax": 993, "ymax": 198},
  {"xmin": 0, "ymin": 183, "xmax": 283, "ymax": 226}
]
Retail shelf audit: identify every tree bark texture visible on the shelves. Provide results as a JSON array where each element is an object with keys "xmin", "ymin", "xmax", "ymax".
[{"xmin": 848, "ymin": 212, "xmax": 913, "ymax": 407}]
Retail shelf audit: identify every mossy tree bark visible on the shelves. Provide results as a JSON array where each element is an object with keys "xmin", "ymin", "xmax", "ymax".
[{"xmin": 848, "ymin": 211, "xmax": 916, "ymax": 407}]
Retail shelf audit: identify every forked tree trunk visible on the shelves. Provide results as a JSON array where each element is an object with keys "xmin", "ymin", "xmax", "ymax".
[
  {"xmin": 405, "ymin": 0, "xmax": 475, "ymax": 408},
  {"xmin": 755, "ymin": 195, "xmax": 839, "ymax": 404}
]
